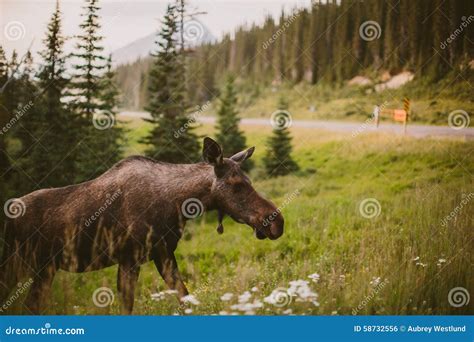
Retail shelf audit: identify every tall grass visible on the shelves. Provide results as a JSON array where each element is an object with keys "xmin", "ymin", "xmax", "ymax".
[{"xmin": 4, "ymin": 124, "xmax": 473, "ymax": 315}]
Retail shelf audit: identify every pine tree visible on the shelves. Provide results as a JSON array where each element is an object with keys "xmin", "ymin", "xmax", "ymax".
[
  {"xmin": 95, "ymin": 54, "xmax": 124, "ymax": 169},
  {"xmin": 263, "ymin": 96, "xmax": 298, "ymax": 177},
  {"xmin": 19, "ymin": 1, "xmax": 77, "ymax": 189},
  {"xmin": 70, "ymin": 0, "xmax": 106, "ymax": 117},
  {"xmin": 142, "ymin": 3, "xmax": 200, "ymax": 163},
  {"xmin": 215, "ymin": 75, "xmax": 253, "ymax": 171},
  {"xmin": 71, "ymin": 0, "xmax": 122, "ymax": 181}
]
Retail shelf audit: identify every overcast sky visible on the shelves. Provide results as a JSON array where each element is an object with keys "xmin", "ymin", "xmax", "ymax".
[{"xmin": 1, "ymin": 0, "xmax": 310, "ymax": 58}]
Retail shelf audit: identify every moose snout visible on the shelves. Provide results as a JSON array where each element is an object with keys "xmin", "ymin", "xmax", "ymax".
[{"xmin": 262, "ymin": 211, "xmax": 284, "ymax": 240}]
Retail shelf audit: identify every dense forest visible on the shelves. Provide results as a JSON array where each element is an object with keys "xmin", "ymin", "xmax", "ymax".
[{"xmin": 116, "ymin": 0, "xmax": 474, "ymax": 110}]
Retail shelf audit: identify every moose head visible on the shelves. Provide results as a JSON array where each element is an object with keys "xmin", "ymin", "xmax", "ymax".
[{"xmin": 203, "ymin": 137, "xmax": 284, "ymax": 240}]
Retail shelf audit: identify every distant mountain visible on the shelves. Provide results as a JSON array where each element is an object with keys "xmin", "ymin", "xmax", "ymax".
[{"xmin": 112, "ymin": 18, "xmax": 217, "ymax": 66}]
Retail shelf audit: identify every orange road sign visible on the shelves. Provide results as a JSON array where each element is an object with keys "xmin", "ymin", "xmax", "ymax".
[{"xmin": 393, "ymin": 109, "xmax": 407, "ymax": 122}]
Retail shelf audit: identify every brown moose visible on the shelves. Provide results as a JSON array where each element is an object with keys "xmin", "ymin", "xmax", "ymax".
[{"xmin": 0, "ymin": 137, "xmax": 284, "ymax": 314}]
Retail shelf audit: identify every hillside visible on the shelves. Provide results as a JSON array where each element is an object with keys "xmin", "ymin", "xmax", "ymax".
[{"xmin": 115, "ymin": 0, "xmax": 474, "ymax": 116}]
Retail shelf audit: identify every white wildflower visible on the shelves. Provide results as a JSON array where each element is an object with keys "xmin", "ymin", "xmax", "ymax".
[
  {"xmin": 308, "ymin": 273, "xmax": 320, "ymax": 283},
  {"xmin": 370, "ymin": 277, "xmax": 381, "ymax": 287},
  {"xmin": 181, "ymin": 294, "xmax": 200, "ymax": 305},
  {"xmin": 220, "ymin": 293, "xmax": 233, "ymax": 301},
  {"xmin": 238, "ymin": 291, "xmax": 252, "ymax": 303},
  {"xmin": 184, "ymin": 308, "xmax": 193, "ymax": 314}
]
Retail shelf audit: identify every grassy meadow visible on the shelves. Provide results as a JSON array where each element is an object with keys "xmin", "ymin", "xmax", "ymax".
[{"xmin": 6, "ymin": 119, "xmax": 473, "ymax": 315}]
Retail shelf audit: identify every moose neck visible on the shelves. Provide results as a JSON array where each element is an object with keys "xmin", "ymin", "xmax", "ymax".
[{"xmin": 157, "ymin": 162, "xmax": 217, "ymax": 210}]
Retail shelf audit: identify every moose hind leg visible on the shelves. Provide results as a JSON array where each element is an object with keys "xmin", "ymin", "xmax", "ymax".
[
  {"xmin": 24, "ymin": 265, "xmax": 56, "ymax": 315},
  {"xmin": 117, "ymin": 263, "xmax": 140, "ymax": 314}
]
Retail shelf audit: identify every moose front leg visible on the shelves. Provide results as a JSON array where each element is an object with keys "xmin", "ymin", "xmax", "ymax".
[
  {"xmin": 153, "ymin": 244, "xmax": 188, "ymax": 299},
  {"xmin": 117, "ymin": 263, "xmax": 140, "ymax": 314}
]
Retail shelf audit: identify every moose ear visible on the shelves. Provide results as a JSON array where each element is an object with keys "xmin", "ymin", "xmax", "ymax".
[
  {"xmin": 230, "ymin": 146, "xmax": 255, "ymax": 163},
  {"xmin": 203, "ymin": 137, "xmax": 223, "ymax": 165}
]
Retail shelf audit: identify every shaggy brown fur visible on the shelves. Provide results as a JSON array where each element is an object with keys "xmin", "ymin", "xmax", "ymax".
[{"xmin": 0, "ymin": 138, "xmax": 283, "ymax": 314}]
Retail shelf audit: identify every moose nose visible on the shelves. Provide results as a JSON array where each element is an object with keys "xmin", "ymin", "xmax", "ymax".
[{"xmin": 267, "ymin": 214, "xmax": 284, "ymax": 240}]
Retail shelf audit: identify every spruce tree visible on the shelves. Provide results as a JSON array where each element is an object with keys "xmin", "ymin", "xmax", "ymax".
[
  {"xmin": 95, "ymin": 54, "xmax": 124, "ymax": 168},
  {"xmin": 215, "ymin": 75, "xmax": 253, "ymax": 171},
  {"xmin": 263, "ymin": 96, "xmax": 298, "ymax": 177},
  {"xmin": 142, "ymin": 3, "xmax": 200, "ymax": 163},
  {"xmin": 18, "ymin": 1, "xmax": 77, "ymax": 189},
  {"xmin": 71, "ymin": 0, "xmax": 122, "ymax": 180}
]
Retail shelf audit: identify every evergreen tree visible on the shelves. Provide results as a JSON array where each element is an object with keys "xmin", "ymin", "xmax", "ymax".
[
  {"xmin": 95, "ymin": 54, "xmax": 124, "ymax": 168},
  {"xmin": 215, "ymin": 75, "xmax": 252, "ymax": 171},
  {"xmin": 142, "ymin": 3, "xmax": 200, "ymax": 163},
  {"xmin": 17, "ymin": 1, "xmax": 77, "ymax": 189},
  {"xmin": 263, "ymin": 96, "xmax": 298, "ymax": 177},
  {"xmin": 71, "ymin": 0, "xmax": 122, "ymax": 181}
]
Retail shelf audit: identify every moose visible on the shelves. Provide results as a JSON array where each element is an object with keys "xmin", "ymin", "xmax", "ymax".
[{"xmin": 0, "ymin": 137, "xmax": 284, "ymax": 314}]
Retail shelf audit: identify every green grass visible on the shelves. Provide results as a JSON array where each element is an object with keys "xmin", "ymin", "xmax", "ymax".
[{"xmin": 6, "ymin": 121, "xmax": 473, "ymax": 315}]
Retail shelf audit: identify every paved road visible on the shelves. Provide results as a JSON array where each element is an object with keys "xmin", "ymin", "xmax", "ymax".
[{"xmin": 120, "ymin": 111, "xmax": 474, "ymax": 140}]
